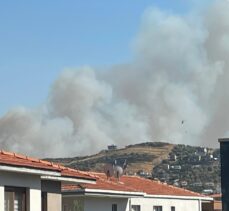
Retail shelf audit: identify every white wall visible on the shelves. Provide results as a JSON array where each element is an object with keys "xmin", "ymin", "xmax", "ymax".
[
  {"xmin": 130, "ymin": 197, "xmax": 200, "ymax": 211},
  {"xmin": 62, "ymin": 196, "xmax": 85, "ymax": 211},
  {"xmin": 64, "ymin": 195, "xmax": 203, "ymax": 211},
  {"xmin": 29, "ymin": 188, "xmax": 41, "ymax": 211},
  {"xmin": 63, "ymin": 195, "xmax": 129, "ymax": 211},
  {"xmin": 0, "ymin": 171, "xmax": 41, "ymax": 211},
  {"xmin": 0, "ymin": 186, "xmax": 4, "ymax": 211},
  {"xmin": 47, "ymin": 193, "xmax": 62, "ymax": 211},
  {"xmin": 84, "ymin": 197, "xmax": 129, "ymax": 211}
]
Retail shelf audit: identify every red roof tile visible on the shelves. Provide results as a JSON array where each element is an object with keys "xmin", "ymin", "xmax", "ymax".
[
  {"xmin": 63, "ymin": 172, "xmax": 205, "ymax": 197},
  {"xmin": 0, "ymin": 150, "xmax": 95, "ymax": 181},
  {"xmin": 121, "ymin": 175, "xmax": 204, "ymax": 197},
  {"xmin": 210, "ymin": 193, "xmax": 221, "ymax": 199},
  {"xmin": 63, "ymin": 172, "xmax": 140, "ymax": 193}
]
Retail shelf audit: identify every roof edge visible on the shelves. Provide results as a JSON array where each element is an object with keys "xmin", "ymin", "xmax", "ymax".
[
  {"xmin": 41, "ymin": 176, "xmax": 96, "ymax": 184},
  {"xmin": 0, "ymin": 164, "xmax": 60, "ymax": 176},
  {"xmin": 218, "ymin": 138, "xmax": 229, "ymax": 142},
  {"xmin": 145, "ymin": 194, "xmax": 213, "ymax": 201}
]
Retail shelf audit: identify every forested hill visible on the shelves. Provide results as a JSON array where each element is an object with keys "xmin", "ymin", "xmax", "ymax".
[{"xmin": 46, "ymin": 142, "xmax": 220, "ymax": 194}]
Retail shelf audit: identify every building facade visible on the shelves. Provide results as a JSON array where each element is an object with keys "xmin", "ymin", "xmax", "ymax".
[
  {"xmin": 62, "ymin": 172, "xmax": 212, "ymax": 211},
  {"xmin": 0, "ymin": 150, "xmax": 95, "ymax": 211}
]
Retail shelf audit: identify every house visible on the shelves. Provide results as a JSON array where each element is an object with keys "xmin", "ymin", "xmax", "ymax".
[
  {"xmin": 0, "ymin": 150, "xmax": 96, "ymax": 211},
  {"xmin": 210, "ymin": 194, "xmax": 222, "ymax": 211},
  {"xmin": 62, "ymin": 172, "xmax": 213, "ymax": 211},
  {"xmin": 108, "ymin": 145, "xmax": 118, "ymax": 150}
]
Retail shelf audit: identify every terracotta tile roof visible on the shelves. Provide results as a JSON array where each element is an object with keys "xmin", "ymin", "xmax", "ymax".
[
  {"xmin": 0, "ymin": 150, "xmax": 95, "ymax": 181},
  {"xmin": 63, "ymin": 172, "xmax": 205, "ymax": 197},
  {"xmin": 210, "ymin": 193, "xmax": 221, "ymax": 199},
  {"xmin": 63, "ymin": 172, "xmax": 140, "ymax": 193},
  {"xmin": 60, "ymin": 168, "xmax": 96, "ymax": 180},
  {"xmin": 0, "ymin": 150, "xmax": 59, "ymax": 171},
  {"xmin": 120, "ymin": 175, "xmax": 204, "ymax": 197}
]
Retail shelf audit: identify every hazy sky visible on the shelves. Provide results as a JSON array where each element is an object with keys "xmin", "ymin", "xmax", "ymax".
[
  {"xmin": 4, "ymin": 0, "xmax": 229, "ymax": 157},
  {"xmin": 0, "ymin": 0, "xmax": 210, "ymax": 116}
]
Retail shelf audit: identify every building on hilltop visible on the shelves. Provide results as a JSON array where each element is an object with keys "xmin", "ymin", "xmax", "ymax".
[{"xmin": 108, "ymin": 144, "xmax": 117, "ymax": 150}]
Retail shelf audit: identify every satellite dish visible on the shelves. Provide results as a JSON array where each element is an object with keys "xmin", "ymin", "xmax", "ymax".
[
  {"xmin": 104, "ymin": 163, "xmax": 114, "ymax": 180},
  {"xmin": 113, "ymin": 165, "xmax": 124, "ymax": 180},
  {"xmin": 104, "ymin": 160, "xmax": 127, "ymax": 181}
]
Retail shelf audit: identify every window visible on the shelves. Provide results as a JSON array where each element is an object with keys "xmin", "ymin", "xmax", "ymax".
[
  {"xmin": 112, "ymin": 204, "xmax": 117, "ymax": 211},
  {"xmin": 153, "ymin": 206, "xmax": 162, "ymax": 211},
  {"xmin": 4, "ymin": 187, "xmax": 26, "ymax": 211},
  {"xmin": 132, "ymin": 205, "xmax": 141, "ymax": 211},
  {"xmin": 41, "ymin": 192, "xmax": 47, "ymax": 211},
  {"xmin": 171, "ymin": 206, "xmax": 175, "ymax": 211}
]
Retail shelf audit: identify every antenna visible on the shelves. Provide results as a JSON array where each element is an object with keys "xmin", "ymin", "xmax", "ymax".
[
  {"xmin": 123, "ymin": 159, "xmax": 127, "ymax": 169},
  {"xmin": 113, "ymin": 165, "xmax": 123, "ymax": 181},
  {"xmin": 123, "ymin": 159, "xmax": 128, "ymax": 175}
]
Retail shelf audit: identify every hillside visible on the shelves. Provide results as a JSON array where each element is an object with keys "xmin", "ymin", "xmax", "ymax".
[
  {"xmin": 47, "ymin": 141, "xmax": 221, "ymax": 194},
  {"xmin": 48, "ymin": 142, "xmax": 174, "ymax": 175},
  {"xmin": 152, "ymin": 144, "xmax": 220, "ymax": 194}
]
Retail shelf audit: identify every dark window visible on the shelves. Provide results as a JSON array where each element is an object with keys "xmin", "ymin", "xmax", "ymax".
[
  {"xmin": 153, "ymin": 206, "xmax": 163, "ymax": 211},
  {"xmin": 132, "ymin": 205, "xmax": 141, "ymax": 211},
  {"xmin": 112, "ymin": 204, "xmax": 117, "ymax": 211},
  {"xmin": 4, "ymin": 187, "xmax": 26, "ymax": 211},
  {"xmin": 171, "ymin": 206, "xmax": 175, "ymax": 211},
  {"xmin": 41, "ymin": 192, "xmax": 47, "ymax": 211}
]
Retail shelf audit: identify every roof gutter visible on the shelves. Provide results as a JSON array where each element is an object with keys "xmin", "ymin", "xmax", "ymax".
[
  {"xmin": 63, "ymin": 188, "xmax": 213, "ymax": 201},
  {"xmin": 41, "ymin": 175, "xmax": 96, "ymax": 184},
  {"xmin": 0, "ymin": 165, "xmax": 60, "ymax": 176},
  {"xmin": 145, "ymin": 194, "xmax": 213, "ymax": 201},
  {"xmin": 63, "ymin": 188, "xmax": 144, "ymax": 198}
]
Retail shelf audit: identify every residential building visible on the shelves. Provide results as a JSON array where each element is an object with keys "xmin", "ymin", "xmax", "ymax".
[
  {"xmin": 0, "ymin": 150, "xmax": 95, "ymax": 211},
  {"xmin": 62, "ymin": 172, "xmax": 212, "ymax": 211},
  {"xmin": 211, "ymin": 194, "xmax": 222, "ymax": 211}
]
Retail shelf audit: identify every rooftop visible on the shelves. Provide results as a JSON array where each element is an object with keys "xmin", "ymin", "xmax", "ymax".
[
  {"xmin": 63, "ymin": 172, "xmax": 207, "ymax": 198},
  {"xmin": 0, "ymin": 150, "xmax": 95, "ymax": 181}
]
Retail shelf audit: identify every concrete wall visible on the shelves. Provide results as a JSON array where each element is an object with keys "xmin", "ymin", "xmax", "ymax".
[
  {"xmin": 62, "ymin": 196, "xmax": 85, "ymax": 211},
  {"xmin": 29, "ymin": 188, "xmax": 42, "ymax": 211},
  {"xmin": 63, "ymin": 195, "xmax": 204, "ymax": 211},
  {"xmin": 130, "ymin": 197, "xmax": 201, "ymax": 211},
  {"xmin": 62, "ymin": 196, "xmax": 129, "ymax": 211},
  {"xmin": 47, "ymin": 193, "xmax": 62, "ymax": 211},
  {"xmin": 0, "ymin": 171, "xmax": 41, "ymax": 211},
  {"xmin": 84, "ymin": 197, "xmax": 129, "ymax": 211},
  {"xmin": 0, "ymin": 186, "xmax": 4, "ymax": 211}
]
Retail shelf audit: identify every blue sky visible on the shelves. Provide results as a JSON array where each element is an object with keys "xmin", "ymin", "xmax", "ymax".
[{"xmin": 0, "ymin": 0, "xmax": 210, "ymax": 116}]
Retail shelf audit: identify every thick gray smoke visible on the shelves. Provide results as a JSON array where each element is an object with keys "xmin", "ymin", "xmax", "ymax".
[{"xmin": 0, "ymin": 1, "xmax": 229, "ymax": 157}]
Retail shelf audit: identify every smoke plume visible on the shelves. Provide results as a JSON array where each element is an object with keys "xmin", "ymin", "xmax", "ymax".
[{"xmin": 0, "ymin": 1, "xmax": 229, "ymax": 157}]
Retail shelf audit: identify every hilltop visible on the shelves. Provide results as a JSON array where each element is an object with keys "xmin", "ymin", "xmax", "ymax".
[
  {"xmin": 48, "ymin": 142, "xmax": 173, "ymax": 174},
  {"xmin": 47, "ymin": 141, "xmax": 221, "ymax": 194}
]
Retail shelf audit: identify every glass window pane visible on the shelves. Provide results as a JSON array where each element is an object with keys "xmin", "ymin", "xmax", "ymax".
[
  {"xmin": 4, "ymin": 187, "xmax": 26, "ymax": 211},
  {"xmin": 132, "ymin": 205, "xmax": 141, "ymax": 211},
  {"xmin": 153, "ymin": 206, "xmax": 162, "ymax": 211},
  {"xmin": 112, "ymin": 204, "xmax": 117, "ymax": 211},
  {"xmin": 4, "ymin": 192, "xmax": 14, "ymax": 211}
]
